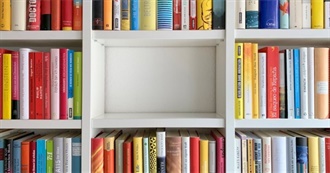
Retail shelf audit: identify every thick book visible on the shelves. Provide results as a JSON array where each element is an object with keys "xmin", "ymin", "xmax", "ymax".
[
  {"xmin": 41, "ymin": 0, "xmax": 51, "ymax": 30},
  {"xmin": 11, "ymin": 51, "xmax": 20, "ymax": 119},
  {"xmin": 0, "ymin": 0, "xmax": 11, "ymax": 30},
  {"xmin": 197, "ymin": 0, "xmax": 212, "ymax": 30},
  {"xmin": 91, "ymin": 132, "xmax": 107, "ymax": 172},
  {"xmin": 311, "ymin": 0, "xmax": 324, "ymax": 28},
  {"xmin": 166, "ymin": 130, "xmax": 182, "ymax": 172},
  {"xmin": 104, "ymin": 0, "xmax": 112, "ymax": 30},
  {"xmin": 11, "ymin": 0, "xmax": 27, "ymax": 30},
  {"xmin": 302, "ymin": 0, "xmax": 311, "ymax": 28},
  {"xmin": 3, "ymin": 53, "xmax": 12, "ymax": 120},
  {"xmin": 61, "ymin": 0, "xmax": 73, "ymax": 30},
  {"xmin": 259, "ymin": 0, "xmax": 279, "ymax": 28},
  {"xmin": 104, "ymin": 130, "xmax": 122, "ymax": 173},
  {"xmin": 0, "ymin": 49, "xmax": 12, "ymax": 119},
  {"xmin": 115, "ymin": 133, "xmax": 130, "ymax": 173},
  {"xmin": 51, "ymin": 0, "xmax": 61, "ymax": 30},
  {"xmin": 179, "ymin": 130, "xmax": 190, "ymax": 173},
  {"xmin": 157, "ymin": 0, "xmax": 173, "ymax": 30},
  {"xmin": 279, "ymin": 0, "xmax": 289, "ymax": 28},
  {"xmin": 92, "ymin": 0, "xmax": 103, "ymax": 30},
  {"xmin": 246, "ymin": 0, "xmax": 258, "ymax": 28},
  {"xmin": 211, "ymin": 130, "xmax": 225, "ymax": 173},
  {"xmin": 235, "ymin": 43, "xmax": 244, "ymax": 119},
  {"xmin": 51, "ymin": 49, "xmax": 60, "ymax": 119},
  {"xmin": 133, "ymin": 130, "xmax": 144, "ymax": 173},
  {"xmin": 27, "ymin": 0, "xmax": 41, "ymax": 30},
  {"xmin": 289, "ymin": 0, "xmax": 302, "ymax": 28},
  {"xmin": 140, "ymin": 0, "xmax": 157, "ymax": 30},
  {"xmin": 121, "ymin": 0, "xmax": 130, "ymax": 30},
  {"xmin": 173, "ymin": 0, "xmax": 182, "ymax": 30},
  {"xmin": 212, "ymin": 0, "xmax": 225, "ymax": 29},
  {"xmin": 199, "ymin": 134, "xmax": 209, "ymax": 173},
  {"xmin": 67, "ymin": 50, "xmax": 74, "ymax": 119},
  {"xmin": 189, "ymin": 130, "xmax": 199, "ymax": 173},
  {"xmin": 264, "ymin": 131, "xmax": 287, "ymax": 172}
]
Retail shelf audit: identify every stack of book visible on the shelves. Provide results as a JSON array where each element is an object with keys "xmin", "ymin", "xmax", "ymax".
[
  {"xmin": 0, "ymin": 48, "xmax": 82, "ymax": 120},
  {"xmin": 92, "ymin": 0, "xmax": 225, "ymax": 30},
  {"xmin": 235, "ymin": 43, "xmax": 330, "ymax": 119},
  {"xmin": 235, "ymin": 129, "xmax": 330, "ymax": 173},
  {"xmin": 91, "ymin": 128, "xmax": 225, "ymax": 173},
  {"xmin": 0, "ymin": 0, "xmax": 82, "ymax": 31}
]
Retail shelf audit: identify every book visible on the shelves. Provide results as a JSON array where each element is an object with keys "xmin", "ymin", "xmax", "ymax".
[
  {"xmin": 44, "ymin": 52, "xmax": 51, "ymax": 119},
  {"xmin": 290, "ymin": 0, "xmax": 302, "ymax": 28},
  {"xmin": 311, "ymin": 0, "xmax": 324, "ymax": 28},
  {"xmin": 3, "ymin": 53, "xmax": 12, "ymax": 120},
  {"xmin": 179, "ymin": 129, "xmax": 190, "ymax": 173},
  {"xmin": 285, "ymin": 49, "xmax": 295, "ymax": 119},
  {"xmin": 27, "ymin": 0, "xmax": 41, "ymax": 30},
  {"xmin": 60, "ymin": 48, "xmax": 68, "ymax": 119},
  {"xmin": 212, "ymin": 0, "xmax": 225, "ymax": 29},
  {"xmin": 197, "ymin": 0, "xmax": 212, "ymax": 30},
  {"xmin": 293, "ymin": 49, "xmax": 301, "ymax": 119},
  {"xmin": 140, "ymin": 0, "xmax": 157, "ymax": 30},
  {"xmin": 143, "ymin": 130, "xmax": 149, "ymax": 173},
  {"xmin": 113, "ymin": 0, "xmax": 120, "ymax": 30},
  {"xmin": 258, "ymin": 52, "xmax": 267, "ymax": 119},
  {"xmin": 62, "ymin": 0, "xmax": 73, "ymax": 30},
  {"xmin": 307, "ymin": 47, "xmax": 315, "ymax": 119},
  {"xmin": 68, "ymin": 50, "xmax": 74, "ymax": 119},
  {"xmin": 115, "ymin": 133, "xmax": 130, "ymax": 173},
  {"xmin": 121, "ymin": 0, "xmax": 130, "ymax": 30},
  {"xmin": 235, "ymin": 0, "xmax": 245, "ymax": 29},
  {"xmin": 166, "ymin": 130, "xmax": 182, "ymax": 172},
  {"xmin": 131, "ymin": 0, "xmax": 139, "ymax": 30},
  {"xmin": 104, "ymin": 0, "xmax": 112, "ymax": 30},
  {"xmin": 244, "ymin": 43, "xmax": 253, "ymax": 119},
  {"xmin": 157, "ymin": 0, "xmax": 173, "ymax": 30},
  {"xmin": 91, "ymin": 132, "xmax": 108, "ymax": 172},
  {"xmin": 173, "ymin": 0, "xmax": 182, "ymax": 30},
  {"xmin": 235, "ymin": 43, "xmax": 244, "ymax": 119},
  {"xmin": 199, "ymin": 134, "xmax": 209, "ymax": 173},
  {"xmin": 259, "ymin": 0, "xmax": 278, "ymax": 28},
  {"xmin": 133, "ymin": 130, "xmax": 144, "ymax": 173},
  {"xmin": 41, "ymin": 0, "xmax": 51, "ymax": 30},
  {"xmin": 73, "ymin": 52, "xmax": 82, "ymax": 119},
  {"xmin": 189, "ymin": 130, "xmax": 199, "ymax": 172},
  {"xmin": 207, "ymin": 134, "xmax": 216, "ymax": 173},
  {"xmin": 189, "ymin": 0, "xmax": 197, "ymax": 29},
  {"xmin": 156, "ymin": 128, "xmax": 166, "ymax": 173},
  {"xmin": 104, "ymin": 130, "xmax": 122, "ymax": 173},
  {"xmin": 71, "ymin": 134, "xmax": 81, "ymax": 173},
  {"xmin": 73, "ymin": 0, "xmax": 82, "ymax": 30},
  {"xmin": 11, "ymin": 51, "xmax": 20, "ymax": 119},
  {"xmin": 51, "ymin": 0, "xmax": 61, "ymax": 30},
  {"xmin": 0, "ymin": 0, "xmax": 11, "ymax": 30},
  {"xmin": 123, "ymin": 135, "xmax": 133, "ymax": 173},
  {"xmin": 51, "ymin": 49, "xmax": 60, "ymax": 119},
  {"xmin": 11, "ymin": 0, "xmax": 27, "ymax": 30},
  {"xmin": 279, "ymin": 0, "xmax": 289, "ymax": 28},
  {"xmin": 302, "ymin": 0, "xmax": 311, "ymax": 28},
  {"xmin": 246, "ymin": 0, "xmax": 258, "ymax": 28},
  {"xmin": 325, "ymin": 0, "xmax": 330, "ymax": 28},
  {"xmin": 35, "ymin": 52, "xmax": 44, "ymax": 119},
  {"xmin": 300, "ymin": 47, "xmax": 309, "ymax": 119},
  {"xmin": 0, "ymin": 49, "xmax": 12, "ymax": 119},
  {"xmin": 92, "ymin": 0, "xmax": 103, "ymax": 30},
  {"xmin": 181, "ymin": 0, "xmax": 189, "ymax": 30},
  {"xmin": 29, "ymin": 52, "xmax": 36, "ymax": 119},
  {"xmin": 149, "ymin": 131, "xmax": 157, "ymax": 173},
  {"xmin": 279, "ymin": 51, "xmax": 286, "ymax": 118}
]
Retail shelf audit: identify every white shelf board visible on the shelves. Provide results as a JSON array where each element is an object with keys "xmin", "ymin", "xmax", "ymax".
[
  {"xmin": 93, "ymin": 30, "xmax": 225, "ymax": 46},
  {"xmin": 236, "ymin": 119, "xmax": 330, "ymax": 129},
  {"xmin": 0, "ymin": 120, "xmax": 82, "ymax": 129},
  {"xmin": 93, "ymin": 113, "xmax": 224, "ymax": 128},
  {"xmin": 235, "ymin": 29, "xmax": 330, "ymax": 45}
]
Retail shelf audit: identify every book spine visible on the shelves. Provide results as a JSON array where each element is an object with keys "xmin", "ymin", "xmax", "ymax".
[
  {"xmin": 121, "ymin": 0, "xmax": 131, "ymax": 30},
  {"xmin": 21, "ymin": 142, "xmax": 30, "ymax": 173},
  {"xmin": 254, "ymin": 139, "xmax": 262, "ymax": 173},
  {"xmin": 131, "ymin": 0, "xmax": 139, "ymax": 30},
  {"xmin": 60, "ymin": 49, "xmax": 68, "ymax": 119},
  {"xmin": 290, "ymin": 0, "xmax": 302, "ymax": 28},
  {"xmin": 325, "ymin": 1, "xmax": 330, "ymax": 29},
  {"xmin": 296, "ymin": 137, "xmax": 308, "ymax": 173},
  {"xmin": 143, "ymin": 137, "xmax": 149, "ymax": 173},
  {"xmin": 293, "ymin": 49, "xmax": 301, "ymax": 119},
  {"xmin": 279, "ymin": 0, "xmax": 289, "ymax": 28},
  {"xmin": 29, "ymin": 52, "xmax": 35, "ymax": 119},
  {"xmin": 20, "ymin": 49, "xmax": 32, "ymax": 120},
  {"xmin": 252, "ymin": 44, "xmax": 259, "ymax": 115},
  {"xmin": 190, "ymin": 137, "xmax": 200, "ymax": 172},
  {"xmin": 319, "ymin": 137, "xmax": 325, "ymax": 173},
  {"xmin": 68, "ymin": 50, "xmax": 74, "ymax": 120},
  {"xmin": 311, "ymin": 0, "xmax": 324, "ymax": 28},
  {"xmin": 156, "ymin": 131, "xmax": 166, "ymax": 173},
  {"xmin": 12, "ymin": 0, "xmax": 27, "ymax": 30},
  {"xmin": 247, "ymin": 139, "xmax": 254, "ymax": 173},
  {"xmin": 325, "ymin": 138, "xmax": 330, "ymax": 173},
  {"xmin": 73, "ymin": 52, "xmax": 82, "ymax": 119},
  {"xmin": 104, "ymin": 0, "xmax": 112, "ymax": 30},
  {"xmin": 0, "ymin": 52, "xmax": 3, "ymax": 119},
  {"xmin": 235, "ymin": 43, "xmax": 244, "ymax": 119},
  {"xmin": 92, "ymin": 0, "xmax": 104, "ymax": 30},
  {"xmin": 212, "ymin": 0, "xmax": 225, "ymax": 29},
  {"xmin": 157, "ymin": 0, "xmax": 173, "ymax": 30},
  {"xmin": 3, "ymin": 54, "xmax": 12, "ymax": 120},
  {"xmin": 30, "ymin": 141, "xmax": 36, "ymax": 173},
  {"xmin": 4, "ymin": 140, "xmax": 11, "ymax": 172},
  {"xmin": 208, "ymin": 141, "xmax": 216, "ymax": 173},
  {"xmin": 300, "ymin": 48, "xmax": 309, "ymax": 119},
  {"xmin": 173, "ymin": 0, "xmax": 182, "ymax": 30},
  {"xmin": 286, "ymin": 137, "xmax": 296, "ymax": 173},
  {"xmin": 272, "ymin": 137, "xmax": 287, "ymax": 172},
  {"xmin": 51, "ymin": 0, "xmax": 61, "ymax": 30},
  {"xmin": 35, "ymin": 52, "xmax": 44, "ymax": 119},
  {"xmin": 279, "ymin": 52, "xmax": 286, "ymax": 118},
  {"xmin": 133, "ymin": 136, "xmax": 143, "ymax": 173},
  {"xmin": 63, "ymin": 138, "xmax": 72, "ymax": 173},
  {"xmin": 302, "ymin": 0, "xmax": 311, "ymax": 28},
  {"xmin": 44, "ymin": 52, "xmax": 51, "ymax": 119},
  {"xmin": 61, "ymin": 0, "xmax": 73, "ymax": 30},
  {"xmin": 140, "ymin": 0, "xmax": 157, "ymax": 30},
  {"xmin": 258, "ymin": 52, "xmax": 267, "ymax": 119},
  {"xmin": 104, "ymin": 137, "xmax": 114, "ymax": 173},
  {"xmin": 181, "ymin": 0, "xmax": 189, "ymax": 30},
  {"xmin": 12, "ymin": 52, "xmax": 20, "ymax": 119},
  {"xmin": 113, "ymin": 0, "xmax": 121, "ymax": 30},
  {"xmin": 91, "ymin": 138, "xmax": 103, "ymax": 173},
  {"xmin": 149, "ymin": 135, "xmax": 157, "ymax": 173},
  {"xmin": 46, "ymin": 140, "xmax": 53, "ymax": 173},
  {"xmin": 197, "ymin": 0, "xmax": 212, "ymax": 30},
  {"xmin": 308, "ymin": 137, "xmax": 320, "ymax": 172},
  {"xmin": 307, "ymin": 47, "xmax": 315, "ymax": 119},
  {"xmin": 73, "ymin": 0, "xmax": 82, "ymax": 30},
  {"xmin": 244, "ymin": 43, "xmax": 253, "ymax": 119},
  {"xmin": 259, "ymin": 0, "xmax": 279, "ymax": 28},
  {"xmin": 0, "ymin": 0, "xmax": 11, "ymax": 30},
  {"xmin": 236, "ymin": 0, "xmax": 245, "ymax": 29},
  {"xmin": 200, "ymin": 138, "xmax": 209, "ymax": 173},
  {"xmin": 36, "ymin": 140, "xmax": 46, "ymax": 172},
  {"xmin": 189, "ymin": 0, "xmax": 197, "ymax": 29},
  {"xmin": 51, "ymin": 49, "xmax": 60, "ymax": 119},
  {"xmin": 41, "ymin": 0, "xmax": 51, "ymax": 30},
  {"xmin": 123, "ymin": 140, "xmax": 132, "ymax": 173},
  {"xmin": 286, "ymin": 50, "xmax": 295, "ymax": 119},
  {"xmin": 246, "ymin": 0, "xmax": 259, "ymax": 28},
  {"xmin": 27, "ymin": 0, "xmax": 41, "ymax": 30},
  {"xmin": 54, "ymin": 137, "xmax": 64, "ymax": 173},
  {"xmin": 181, "ymin": 136, "xmax": 190, "ymax": 173},
  {"xmin": 234, "ymin": 137, "xmax": 241, "ymax": 173},
  {"xmin": 13, "ymin": 140, "xmax": 21, "ymax": 173},
  {"xmin": 72, "ymin": 137, "xmax": 81, "ymax": 173},
  {"xmin": 166, "ymin": 137, "xmax": 182, "ymax": 172}
]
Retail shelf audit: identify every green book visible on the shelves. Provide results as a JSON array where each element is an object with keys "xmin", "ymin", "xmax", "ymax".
[
  {"xmin": 46, "ymin": 139, "xmax": 53, "ymax": 173},
  {"xmin": 73, "ymin": 52, "xmax": 82, "ymax": 119}
]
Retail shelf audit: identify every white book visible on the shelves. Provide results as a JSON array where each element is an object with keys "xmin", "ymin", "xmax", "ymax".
[
  {"xmin": 113, "ymin": 0, "xmax": 121, "ymax": 30},
  {"xmin": 279, "ymin": 52, "xmax": 286, "ymax": 118},
  {"xmin": 307, "ymin": 47, "xmax": 315, "ymax": 119},
  {"xmin": 258, "ymin": 53, "xmax": 267, "ymax": 119},
  {"xmin": 63, "ymin": 136, "xmax": 72, "ymax": 173},
  {"xmin": 235, "ymin": 131, "xmax": 247, "ymax": 173},
  {"xmin": 236, "ymin": 0, "xmax": 245, "ymax": 29},
  {"xmin": 300, "ymin": 47, "xmax": 309, "ymax": 119},
  {"xmin": 181, "ymin": 0, "xmax": 189, "ymax": 30},
  {"xmin": 290, "ymin": 0, "xmax": 302, "ymax": 28},
  {"xmin": 179, "ymin": 130, "xmax": 190, "ymax": 173},
  {"xmin": 19, "ymin": 48, "xmax": 35, "ymax": 119},
  {"xmin": 207, "ymin": 134, "xmax": 216, "ymax": 173},
  {"xmin": 156, "ymin": 128, "xmax": 166, "ymax": 170},
  {"xmin": 319, "ymin": 137, "xmax": 326, "ymax": 173},
  {"xmin": 253, "ymin": 131, "xmax": 272, "ymax": 173},
  {"xmin": 234, "ymin": 135, "xmax": 241, "ymax": 173},
  {"xmin": 264, "ymin": 132, "xmax": 287, "ymax": 173},
  {"xmin": 115, "ymin": 133, "xmax": 130, "ymax": 173},
  {"xmin": 11, "ymin": 0, "xmax": 27, "ymax": 30},
  {"xmin": 325, "ymin": 1, "xmax": 330, "ymax": 28},
  {"xmin": 286, "ymin": 50, "xmax": 295, "ymax": 119},
  {"xmin": 302, "ymin": 0, "xmax": 311, "ymax": 28},
  {"xmin": 279, "ymin": 131, "xmax": 297, "ymax": 173},
  {"xmin": 51, "ymin": 49, "xmax": 60, "ymax": 119}
]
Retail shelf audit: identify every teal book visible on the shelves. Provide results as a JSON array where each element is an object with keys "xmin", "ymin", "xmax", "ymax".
[
  {"xmin": 279, "ymin": 0, "xmax": 289, "ymax": 28},
  {"xmin": 68, "ymin": 49, "xmax": 74, "ymax": 119},
  {"xmin": 246, "ymin": 0, "xmax": 259, "ymax": 28},
  {"xmin": 212, "ymin": 0, "xmax": 225, "ymax": 29},
  {"xmin": 72, "ymin": 135, "xmax": 81, "ymax": 173}
]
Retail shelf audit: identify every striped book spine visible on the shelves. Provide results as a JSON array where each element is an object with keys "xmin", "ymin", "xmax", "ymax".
[{"xmin": 157, "ymin": 0, "xmax": 173, "ymax": 30}]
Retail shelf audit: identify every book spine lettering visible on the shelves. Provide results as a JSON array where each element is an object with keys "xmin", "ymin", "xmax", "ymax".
[
  {"xmin": 61, "ymin": 0, "xmax": 73, "ymax": 30},
  {"xmin": 27, "ymin": 0, "xmax": 41, "ymax": 30},
  {"xmin": 12, "ymin": 52, "xmax": 20, "ymax": 119}
]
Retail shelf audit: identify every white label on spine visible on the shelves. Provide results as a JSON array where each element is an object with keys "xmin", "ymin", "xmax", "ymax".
[
  {"xmin": 317, "ymin": 82, "xmax": 329, "ymax": 94},
  {"xmin": 236, "ymin": 0, "xmax": 245, "ymax": 29},
  {"xmin": 114, "ymin": 0, "xmax": 121, "ymax": 30},
  {"xmin": 259, "ymin": 53, "xmax": 267, "ymax": 119},
  {"xmin": 182, "ymin": 0, "xmax": 189, "ymax": 30}
]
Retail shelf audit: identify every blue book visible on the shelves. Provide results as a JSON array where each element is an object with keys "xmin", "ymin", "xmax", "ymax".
[
  {"xmin": 131, "ymin": 0, "xmax": 139, "ymax": 30},
  {"xmin": 296, "ymin": 137, "xmax": 308, "ymax": 172},
  {"xmin": 13, "ymin": 134, "xmax": 35, "ymax": 173},
  {"xmin": 259, "ymin": 0, "xmax": 279, "ymax": 28},
  {"xmin": 68, "ymin": 50, "xmax": 74, "ymax": 119},
  {"xmin": 279, "ymin": 0, "xmax": 289, "ymax": 28},
  {"xmin": 72, "ymin": 135, "xmax": 81, "ymax": 173},
  {"xmin": 157, "ymin": 0, "xmax": 173, "ymax": 30},
  {"xmin": 293, "ymin": 49, "xmax": 301, "ymax": 119},
  {"xmin": 37, "ymin": 139, "xmax": 47, "ymax": 173}
]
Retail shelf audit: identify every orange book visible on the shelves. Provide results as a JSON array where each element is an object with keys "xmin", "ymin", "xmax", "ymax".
[
  {"xmin": 104, "ymin": 130, "xmax": 122, "ymax": 173},
  {"xmin": 21, "ymin": 135, "xmax": 42, "ymax": 173},
  {"xmin": 91, "ymin": 132, "xmax": 110, "ymax": 172},
  {"xmin": 51, "ymin": 0, "xmax": 61, "ymax": 30},
  {"xmin": 104, "ymin": 0, "xmax": 112, "ymax": 30},
  {"xmin": 314, "ymin": 48, "xmax": 330, "ymax": 119},
  {"xmin": 73, "ymin": 0, "xmax": 82, "ymax": 30}
]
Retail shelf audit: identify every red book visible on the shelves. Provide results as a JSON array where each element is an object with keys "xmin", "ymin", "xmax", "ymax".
[
  {"xmin": 123, "ymin": 136, "xmax": 133, "ymax": 173},
  {"xmin": 29, "ymin": 140, "xmax": 36, "ymax": 173},
  {"xmin": 0, "ymin": 49, "xmax": 12, "ymax": 119},
  {"xmin": 51, "ymin": 0, "xmax": 61, "ymax": 30},
  {"xmin": 189, "ymin": 130, "xmax": 200, "ymax": 173},
  {"xmin": 173, "ymin": 0, "xmax": 182, "ymax": 30},
  {"xmin": 189, "ymin": 0, "xmax": 197, "ymax": 30},
  {"xmin": 211, "ymin": 130, "xmax": 225, "ymax": 173},
  {"xmin": 27, "ymin": 0, "xmax": 41, "ymax": 30},
  {"xmin": 326, "ymin": 137, "xmax": 330, "ymax": 173},
  {"xmin": 60, "ymin": 49, "xmax": 68, "ymax": 119},
  {"xmin": 61, "ymin": 0, "xmax": 73, "ymax": 30},
  {"xmin": 91, "ymin": 132, "xmax": 105, "ymax": 172},
  {"xmin": 29, "ymin": 52, "xmax": 35, "ymax": 119},
  {"xmin": 41, "ymin": 0, "xmax": 51, "ymax": 30},
  {"xmin": 43, "ymin": 52, "xmax": 51, "ymax": 119},
  {"xmin": 259, "ymin": 46, "xmax": 280, "ymax": 118},
  {"xmin": 11, "ymin": 51, "xmax": 20, "ymax": 119},
  {"xmin": 35, "ymin": 52, "xmax": 44, "ymax": 119}
]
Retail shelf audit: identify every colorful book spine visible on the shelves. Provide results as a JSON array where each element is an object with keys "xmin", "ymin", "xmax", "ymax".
[
  {"xmin": 258, "ymin": 52, "xmax": 267, "ymax": 119},
  {"xmin": 156, "ymin": 129, "xmax": 166, "ymax": 173},
  {"xmin": 3, "ymin": 54, "xmax": 12, "ymax": 119},
  {"xmin": 133, "ymin": 135, "xmax": 143, "ymax": 173},
  {"xmin": 113, "ymin": 0, "xmax": 121, "ymax": 30},
  {"xmin": 62, "ymin": 0, "xmax": 73, "ymax": 30},
  {"xmin": 41, "ymin": 0, "xmax": 51, "ymax": 30},
  {"xmin": 199, "ymin": 135, "xmax": 209, "ymax": 173},
  {"xmin": 51, "ymin": 49, "xmax": 60, "ymax": 119},
  {"xmin": 157, "ymin": 0, "xmax": 173, "ymax": 30},
  {"xmin": 131, "ymin": 0, "xmax": 139, "ymax": 30},
  {"xmin": 122, "ymin": 0, "xmax": 131, "ymax": 30},
  {"xmin": 140, "ymin": 0, "xmax": 157, "ymax": 30},
  {"xmin": 212, "ymin": 0, "xmax": 225, "ymax": 29},
  {"xmin": 68, "ymin": 50, "xmax": 74, "ymax": 120},
  {"xmin": 123, "ymin": 137, "xmax": 132, "ymax": 173},
  {"xmin": 293, "ymin": 49, "xmax": 301, "ymax": 119},
  {"xmin": 104, "ymin": 0, "xmax": 113, "ymax": 30},
  {"xmin": 73, "ymin": 0, "xmax": 82, "ymax": 30},
  {"xmin": 46, "ymin": 139, "xmax": 54, "ymax": 173},
  {"xmin": 143, "ymin": 136, "xmax": 149, "ymax": 173},
  {"xmin": 300, "ymin": 47, "xmax": 309, "ymax": 119},
  {"xmin": 189, "ymin": 0, "xmax": 197, "ymax": 29},
  {"xmin": 27, "ymin": 0, "xmax": 41, "ymax": 30},
  {"xmin": 0, "ymin": 0, "xmax": 11, "ymax": 30},
  {"xmin": 166, "ymin": 134, "xmax": 182, "ymax": 172},
  {"xmin": 44, "ymin": 52, "xmax": 51, "ymax": 119},
  {"xmin": 72, "ymin": 135, "xmax": 81, "ymax": 173},
  {"xmin": 73, "ymin": 52, "xmax": 82, "ymax": 119},
  {"xmin": 36, "ymin": 139, "xmax": 47, "ymax": 172},
  {"xmin": 246, "ymin": 0, "xmax": 259, "ymax": 28},
  {"xmin": 51, "ymin": 0, "xmax": 61, "ymax": 30},
  {"xmin": 149, "ymin": 133, "xmax": 157, "ymax": 173},
  {"xmin": 181, "ymin": 0, "xmax": 189, "ymax": 30},
  {"xmin": 259, "ymin": 0, "xmax": 279, "ymax": 28},
  {"xmin": 29, "ymin": 52, "xmax": 35, "ymax": 119},
  {"xmin": 236, "ymin": 0, "xmax": 245, "ymax": 28},
  {"xmin": 92, "ymin": 0, "xmax": 104, "ymax": 30},
  {"xmin": 35, "ymin": 52, "xmax": 44, "ymax": 119},
  {"xmin": 173, "ymin": 0, "xmax": 182, "ymax": 30},
  {"xmin": 285, "ymin": 50, "xmax": 295, "ymax": 119},
  {"xmin": 279, "ymin": 52, "xmax": 286, "ymax": 118},
  {"xmin": 307, "ymin": 47, "xmax": 314, "ymax": 119},
  {"xmin": 311, "ymin": 0, "xmax": 324, "ymax": 28},
  {"xmin": 60, "ymin": 49, "xmax": 68, "ymax": 119},
  {"xmin": 235, "ymin": 43, "xmax": 244, "ymax": 119},
  {"xmin": 302, "ymin": 0, "xmax": 311, "ymax": 28},
  {"xmin": 12, "ymin": 0, "xmax": 27, "ymax": 30},
  {"xmin": 197, "ymin": 0, "xmax": 212, "ymax": 30},
  {"xmin": 296, "ymin": 137, "xmax": 308, "ymax": 172},
  {"xmin": 91, "ymin": 137, "xmax": 103, "ymax": 173},
  {"xmin": 12, "ymin": 52, "xmax": 20, "ymax": 119},
  {"xmin": 244, "ymin": 43, "xmax": 253, "ymax": 119},
  {"xmin": 279, "ymin": 0, "xmax": 289, "ymax": 28}
]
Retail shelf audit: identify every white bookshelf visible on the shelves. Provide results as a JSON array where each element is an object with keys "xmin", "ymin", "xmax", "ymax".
[
  {"xmin": 0, "ymin": 120, "xmax": 82, "ymax": 129},
  {"xmin": 235, "ymin": 119, "xmax": 330, "ymax": 129}
]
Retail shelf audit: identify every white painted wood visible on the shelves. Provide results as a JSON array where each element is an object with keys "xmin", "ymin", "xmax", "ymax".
[
  {"xmin": 235, "ymin": 119, "xmax": 330, "ymax": 128},
  {"xmin": 0, "ymin": 120, "xmax": 81, "ymax": 129},
  {"xmin": 0, "ymin": 31, "xmax": 82, "ymax": 40}
]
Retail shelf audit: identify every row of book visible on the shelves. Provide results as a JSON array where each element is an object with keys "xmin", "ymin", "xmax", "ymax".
[
  {"xmin": 235, "ymin": 129, "xmax": 330, "ymax": 173},
  {"xmin": 92, "ymin": 0, "xmax": 225, "ymax": 30},
  {"xmin": 235, "ymin": 43, "xmax": 330, "ymax": 119},
  {"xmin": 0, "ymin": 129, "xmax": 81, "ymax": 173},
  {"xmin": 0, "ymin": 48, "xmax": 82, "ymax": 120},
  {"xmin": 236, "ymin": 0, "xmax": 330, "ymax": 29},
  {"xmin": 0, "ymin": 0, "xmax": 82, "ymax": 31},
  {"xmin": 91, "ymin": 128, "xmax": 225, "ymax": 173}
]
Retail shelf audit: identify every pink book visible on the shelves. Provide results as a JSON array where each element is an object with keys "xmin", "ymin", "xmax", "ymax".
[
  {"xmin": 43, "ymin": 52, "xmax": 51, "ymax": 119},
  {"xmin": 51, "ymin": 49, "xmax": 60, "ymax": 119},
  {"xmin": 60, "ymin": 48, "xmax": 68, "ymax": 119},
  {"xmin": 12, "ymin": 51, "xmax": 20, "ymax": 119},
  {"xmin": 211, "ymin": 130, "xmax": 225, "ymax": 173}
]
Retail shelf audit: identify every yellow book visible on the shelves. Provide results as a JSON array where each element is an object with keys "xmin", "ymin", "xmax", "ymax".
[
  {"xmin": 252, "ymin": 43, "xmax": 259, "ymax": 119},
  {"xmin": 311, "ymin": 0, "xmax": 324, "ymax": 28},
  {"xmin": 149, "ymin": 131, "xmax": 157, "ymax": 173},
  {"xmin": 104, "ymin": 0, "xmax": 113, "ymax": 30},
  {"xmin": 197, "ymin": 0, "xmax": 212, "ymax": 30},
  {"xmin": 3, "ymin": 53, "xmax": 11, "ymax": 119},
  {"xmin": 199, "ymin": 134, "xmax": 208, "ymax": 173},
  {"xmin": 121, "ymin": 0, "xmax": 131, "ymax": 30},
  {"xmin": 247, "ymin": 138, "xmax": 255, "ymax": 173},
  {"xmin": 133, "ymin": 130, "xmax": 143, "ymax": 173},
  {"xmin": 244, "ymin": 43, "xmax": 253, "ymax": 119},
  {"xmin": 235, "ymin": 43, "xmax": 244, "ymax": 119},
  {"xmin": 140, "ymin": 0, "xmax": 156, "ymax": 30},
  {"xmin": 0, "ymin": 0, "xmax": 11, "ymax": 30}
]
